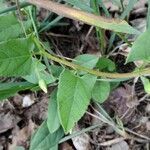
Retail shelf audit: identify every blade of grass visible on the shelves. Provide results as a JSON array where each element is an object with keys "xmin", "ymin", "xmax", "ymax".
[
  {"xmin": 107, "ymin": 0, "xmax": 138, "ymax": 51},
  {"xmin": 0, "ymin": 2, "xmax": 30, "ymax": 15},
  {"xmin": 39, "ymin": 0, "xmax": 62, "ymax": 32},
  {"xmin": 95, "ymin": 103, "xmax": 115, "ymax": 122},
  {"xmin": 39, "ymin": 16, "xmax": 63, "ymax": 33},
  {"xmin": 91, "ymin": 0, "xmax": 106, "ymax": 53},
  {"xmin": 59, "ymin": 123, "xmax": 102, "ymax": 143},
  {"xmin": 120, "ymin": 0, "xmax": 138, "ymax": 20},
  {"xmin": 98, "ymin": 0, "xmax": 110, "ymax": 17},
  {"xmin": 15, "ymin": 0, "xmax": 27, "ymax": 37},
  {"xmin": 28, "ymin": 6, "xmax": 39, "ymax": 39},
  {"xmin": 120, "ymin": 0, "xmax": 124, "ymax": 12},
  {"xmin": 86, "ymin": 111, "xmax": 127, "ymax": 137}
]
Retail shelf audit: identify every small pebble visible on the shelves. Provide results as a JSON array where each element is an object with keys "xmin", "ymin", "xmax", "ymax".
[{"xmin": 22, "ymin": 95, "xmax": 34, "ymax": 108}]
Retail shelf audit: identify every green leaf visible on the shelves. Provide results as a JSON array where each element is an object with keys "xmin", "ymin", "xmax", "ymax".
[
  {"xmin": 74, "ymin": 54, "xmax": 99, "ymax": 69},
  {"xmin": 23, "ymin": 60, "xmax": 56, "ymax": 93},
  {"xmin": 39, "ymin": 79, "xmax": 48, "ymax": 93},
  {"xmin": 0, "ymin": 13, "xmax": 17, "ymax": 28},
  {"xmin": 30, "ymin": 121, "xmax": 64, "ymax": 150},
  {"xmin": 0, "ymin": 21, "xmax": 31, "ymax": 42},
  {"xmin": 50, "ymin": 65, "xmax": 64, "ymax": 78},
  {"xmin": 47, "ymin": 89, "xmax": 60, "ymax": 133},
  {"xmin": 0, "ymin": 82, "xmax": 36, "ymax": 101},
  {"xmin": 23, "ymin": 60, "xmax": 56, "ymax": 84},
  {"xmin": 96, "ymin": 57, "xmax": 116, "ymax": 72},
  {"xmin": 141, "ymin": 77, "xmax": 150, "ymax": 94},
  {"xmin": 81, "ymin": 74, "xmax": 97, "ymax": 91},
  {"xmin": 57, "ymin": 69, "xmax": 96, "ymax": 133},
  {"xmin": 0, "ymin": 37, "xmax": 34, "ymax": 76},
  {"xmin": 110, "ymin": 82, "xmax": 120, "ymax": 90},
  {"xmin": 126, "ymin": 30, "xmax": 150, "ymax": 62},
  {"xmin": 49, "ymin": 145, "xmax": 58, "ymax": 150},
  {"xmin": 92, "ymin": 81, "xmax": 110, "ymax": 103},
  {"xmin": 0, "ymin": 13, "xmax": 31, "ymax": 41}
]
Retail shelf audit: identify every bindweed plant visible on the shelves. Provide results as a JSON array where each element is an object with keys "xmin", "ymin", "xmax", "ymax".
[{"xmin": 0, "ymin": 0, "xmax": 150, "ymax": 149}]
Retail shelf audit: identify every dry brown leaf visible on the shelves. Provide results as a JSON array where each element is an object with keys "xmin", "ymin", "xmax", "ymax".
[
  {"xmin": 107, "ymin": 140, "xmax": 129, "ymax": 150},
  {"xmin": 104, "ymin": 84, "xmax": 138, "ymax": 124},
  {"xmin": 8, "ymin": 120, "xmax": 37, "ymax": 149},
  {"xmin": 0, "ymin": 112, "xmax": 21, "ymax": 134},
  {"xmin": 27, "ymin": 0, "xmax": 139, "ymax": 34},
  {"xmin": 13, "ymin": 94, "xmax": 23, "ymax": 106}
]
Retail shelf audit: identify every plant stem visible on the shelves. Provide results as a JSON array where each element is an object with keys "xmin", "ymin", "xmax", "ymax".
[
  {"xmin": 40, "ymin": 50, "xmax": 150, "ymax": 79},
  {"xmin": 26, "ymin": 0, "xmax": 150, "ymax": 79},
  {"xmin": 92, "ymin": 0, "xmax": 105, "ymax": 53},
  {"xmin": 0, "ymin": 2, "xmax": 29, "ymax": 15},
  {"xmin": 29, "ymin": 6, "xmax": 39, "ymax": 39},
  {"xmin": 16, "ymin": 0, "xmax": 27, "ymax": 37}
]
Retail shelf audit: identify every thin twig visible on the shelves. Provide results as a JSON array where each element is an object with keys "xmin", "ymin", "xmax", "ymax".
[
  {"xmin": 125, "ymin": 128, "xmax": 150, "ymax": 141},
  {"xmin": 96, "ymin": 137, "xmax": 125, "ymax": 146}
]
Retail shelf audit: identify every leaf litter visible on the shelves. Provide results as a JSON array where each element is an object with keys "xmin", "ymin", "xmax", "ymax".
[{"xmin": 0, "ymin": 0, "xmax": 150, "ymax": 149}]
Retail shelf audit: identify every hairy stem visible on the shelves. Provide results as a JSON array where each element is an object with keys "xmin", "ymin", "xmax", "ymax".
[{"xmin": 40, "ymin": 50, "xmax": 150, "ymax": 79}]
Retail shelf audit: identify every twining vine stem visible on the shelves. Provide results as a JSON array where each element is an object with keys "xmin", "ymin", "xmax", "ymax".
[{"xmin": 27, "ymin": 0, "xmax": 150, "ymax": 79}]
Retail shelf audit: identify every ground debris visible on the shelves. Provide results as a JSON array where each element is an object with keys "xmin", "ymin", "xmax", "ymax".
[
  {"xmin": 0, "ymin": 101, "xmax": 21, "ymax": 134},
  {"xmin": 104, "ymin": 84, "xmax": 138, "ymax": 124},
  {"xmin": 106, "ymin": 140, "xmax": 129, "ymax": 150},
  {"xmin": 72, "ymin": 125, "xmax": 91, "ymax": 150},
  {"xmin": 8, "ymin": 120, "xmax": 37, "ymax": 150}
]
